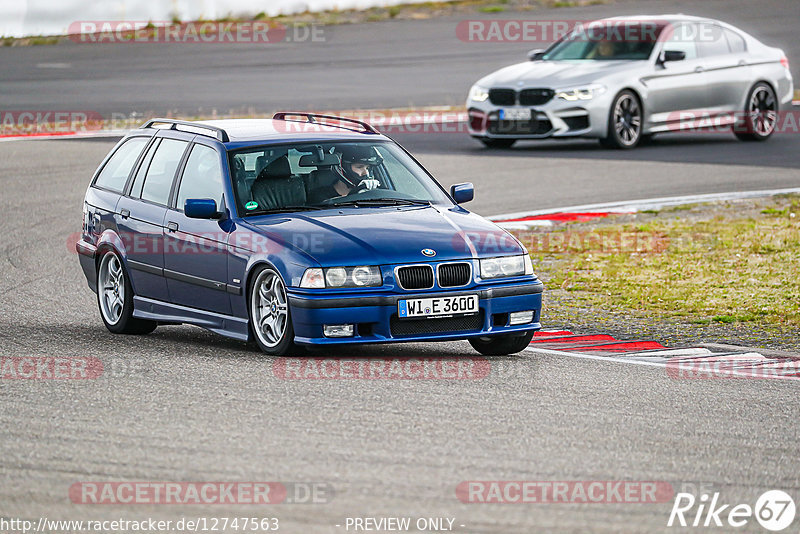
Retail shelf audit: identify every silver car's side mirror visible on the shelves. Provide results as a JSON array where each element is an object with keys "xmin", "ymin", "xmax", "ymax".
[
  {"xmin": 660, "ymin": 50, "xmax": 687, "ymax": 64},
  {"xmin": 528, "ymin": 49, "xmax": 546, "ymax": 61}
]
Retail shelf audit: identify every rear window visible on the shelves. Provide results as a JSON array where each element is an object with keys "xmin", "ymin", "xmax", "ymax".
[{"xmin": 93, "ymin": 137, "xmax": 148, "ymax": 192}]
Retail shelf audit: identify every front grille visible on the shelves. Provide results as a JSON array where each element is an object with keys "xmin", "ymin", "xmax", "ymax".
[
  {"xmin": 396, "ymin": 265, "xmax": 434, "ymax": 290},
  {"xmin": 487, "ymin": 117, "xmax": 553, "ymax": 135},
  {"xmin": 437, "ymin": 262, "xmax": 471, "ymax": 287},
  {"xmin": 390, "ymin": 311, "xmax": 484, "ymax": 336},
  {"xmin": 488, "ymin": 88, "xmax": 516, "ymax": 106},
  {"xmin": 519, "ymin": 88, "xmax": 554, "ymax": 106}
]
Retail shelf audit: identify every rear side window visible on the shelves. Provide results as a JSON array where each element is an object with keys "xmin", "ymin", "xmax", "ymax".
[
  {"xmin": 93, "ymin": 137, "xmax": 148, "ymax": 192},
  {"xmin": 176, "ymin": 144, "xmax": 224, "ymax": 210},
  {"xmin": 140, "ymin": 139, "xmax": 188, "ymax": 205},
  {"xmin": 697, "ymin": 24, "xmax": 730, "ymax": 57},
  {"xmin": 724, "ymin": 28, "xmax": 747, "ymax": 53},
  {"xmin": 129, "ymin": 139, "xmax": 160, "ymax": 199}
]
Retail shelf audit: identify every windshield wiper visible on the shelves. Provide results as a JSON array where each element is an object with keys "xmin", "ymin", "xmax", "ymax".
[
  {"xmin": 246, "ymin": 205, "xmax": 325, "ymax": 215},
  {"xmin": 327, "ymin": 198, "xmax": 431, "ymax": 207}
]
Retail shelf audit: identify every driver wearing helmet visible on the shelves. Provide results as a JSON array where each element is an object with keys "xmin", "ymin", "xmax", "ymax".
[{"xmin": 308, "ymin": 145, "xmax": 382, "ymax": 203}]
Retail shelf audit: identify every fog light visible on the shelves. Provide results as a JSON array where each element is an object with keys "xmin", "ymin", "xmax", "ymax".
[
  {"xmin": 509, "ymin": 311, "xmax": 534, "ymax": 325},
  {"xmin": 323, "ymin": 324, "xmax": 354, "ymax": 338}
]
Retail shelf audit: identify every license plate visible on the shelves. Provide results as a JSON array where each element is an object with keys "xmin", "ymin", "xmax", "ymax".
[
  {"xmin": 499, "ymin": 108, "xmax": 531, "ymax": 121},
  {"xmin": 398, "ymin": 294, "xmax": 479, "ymax": 319}
]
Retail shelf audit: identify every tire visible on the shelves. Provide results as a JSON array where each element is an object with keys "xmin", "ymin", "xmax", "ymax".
[
  {"xmin": 96, "ymin": 250, "xmax": 157, "ymax": 335},
  {"xmin": 734, "ymin": 82, "xmax": 778, "ymax": 142},
  {"xmin": 248, "ymin": 265, "xmax": 297, "ymax": 356},
  {"xmin": 469, "ymin": 330, "xmax": 535, "ymax": 356},
  {"xmin": 600, "ymin": 90, "xmax": 643, "ymax": 149},
  {"xmin": 480, "ymin": 138, "xmax": 516, "ymax": 149}
]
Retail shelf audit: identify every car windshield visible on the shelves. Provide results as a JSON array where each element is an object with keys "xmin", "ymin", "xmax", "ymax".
[
  {"xmin": 542, "ymin": 22, "xmax": 667, "ymax": 61},
  {"xmin": 229, "ymin": 141, "xmax": 451, "ymax": 215}
]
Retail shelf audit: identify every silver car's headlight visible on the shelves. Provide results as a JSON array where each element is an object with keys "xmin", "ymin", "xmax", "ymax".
[
  {"xmin": 469, "ymin": 84, "xmax": 490, "ymax": 102},
  {"xmin": 480, "ymin": 255, "xmax": 534, "ymax": 279},
  {"xmin": 300, "ymin": 266, "xmax": 382, "ymax": 288},
  {"xmin": 555, "ymin": 84, "xmax": 607, "ymax": 101}
]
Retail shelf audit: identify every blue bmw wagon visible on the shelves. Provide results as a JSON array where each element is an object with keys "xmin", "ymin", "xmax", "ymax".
[{"xmin": 77, "ymin": 114, "xmax": 543, "ymax": 355}]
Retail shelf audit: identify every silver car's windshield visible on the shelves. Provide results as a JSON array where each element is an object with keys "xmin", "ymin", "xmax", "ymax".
[
  {"xmin": 230, "ymin": 141, "xmax": 451, "ymax": 215},
  {"xmin": 543, "ymin": 22, "xmax": 667, "ymax": 61}
]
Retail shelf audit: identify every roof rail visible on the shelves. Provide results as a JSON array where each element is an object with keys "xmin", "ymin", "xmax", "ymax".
[
  {"xmin": 272, "ymin": 112, "xmax": 380, "ymax": 134},
  {"xmin": 140, "ymin": 118, "xmax": 230, "ymax": 142}
]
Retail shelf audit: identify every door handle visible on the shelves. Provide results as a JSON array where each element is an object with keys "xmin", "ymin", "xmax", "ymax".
[
  {"xmin": 738, "ymin": 60, "xmax": 747, "ymax": 67},
  {"xmin": 166, "ymin": 222, "xmax": 178, "ymax": 232},
  {"xmin": 694, "ymin": 66, "xmax": 705, "ymax": 73},
  {"xmin": 120, "ymin": 209, "xmax": 130, "ymax": 219}
]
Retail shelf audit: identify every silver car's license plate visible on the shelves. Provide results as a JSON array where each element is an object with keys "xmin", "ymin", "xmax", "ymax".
[
  {"xmin": 499, "ymin": 108, "xmax": 531, "ymax": 121},
  {"xmin": 398, "ymin": 294, "xmax": 479, "ymax": 319}
]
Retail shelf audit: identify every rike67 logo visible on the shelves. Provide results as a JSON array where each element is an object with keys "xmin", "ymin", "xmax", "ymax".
[{"xmin": 668, "ymin": 490, "xmax": 796, "ymax": 531}]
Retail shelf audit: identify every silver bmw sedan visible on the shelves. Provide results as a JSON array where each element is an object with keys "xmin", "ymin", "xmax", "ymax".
[{"xmin": 466, "ymin": 15, "xmax": 793, "ymax": 149}]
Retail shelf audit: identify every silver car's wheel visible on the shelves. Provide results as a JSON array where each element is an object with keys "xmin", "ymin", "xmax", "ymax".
[
  {"xmin": 249, "ymin": 267, "xmax": 294, "ymax": 354},
  {"xmin": 601, "ymin": 90, "xmax": 642, "ymax": 149},
  {"xmin": 735, "ymin": 83, "xmax": 778, "ymax": 141},
  {"xmin": 99, "ymin": 253, "xmax": 124, "ymax": 325}
]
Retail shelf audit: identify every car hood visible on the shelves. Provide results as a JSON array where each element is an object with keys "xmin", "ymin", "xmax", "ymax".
[
  {"xmin": 246, "ymin": 206, "xmax": 524, "ymax": 266},
  {"xmin": 479, "ymin": 60, "xmax": 639, "ymax": 89}
]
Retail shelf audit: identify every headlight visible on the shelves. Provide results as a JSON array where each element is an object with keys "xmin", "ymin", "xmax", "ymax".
[
  {"xmin": 469, "ymin": 84, "xmax": 490, "ymax": 102},
  {"xmin": 300, "ymin": 266, "xmax": 382, "ymax": 288},
  {"xmin": 480, "ymin": 255, "xmax": 533, "ymax": 279},
  {"xmin": 555, "ymin": 84, "xmax": 606, "ymax": 101}
]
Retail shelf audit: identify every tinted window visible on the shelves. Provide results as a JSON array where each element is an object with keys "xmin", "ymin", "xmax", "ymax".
[
  {"xmin": 140, "ymin": 139, "xmax": 187, "ymax": 205},
  {"xmin": 697, "ymin": 24, "xmax": 730, "ymax": 57},
  {"xmin": 662, "ymin": 23, "xmax": 698, "ymax": 60},
  {"xmin": 177, "ymin": 144, "xmax": 224, "ymax": 210},
  {"xmin": 94, "ymin": 137, "xmax": 148, "ymax": 192},
  {"xmin": 724, "ymin": 28, "xmax": 746, "ymax": 53},
  {"xmin": 542, "ymin": 22, "xmax": 664, "ymax": 61}
]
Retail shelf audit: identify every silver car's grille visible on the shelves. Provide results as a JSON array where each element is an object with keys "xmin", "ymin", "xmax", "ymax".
[
  {"xmin": 489, "ymin": 88, "xmax": 554, "ymax": 106},
  {"xmin": 488, "ymin": 88, "xmax": 516, "ymax": 106},
  {"xmin": 519, "ymin": 88, "xmax": 554, "ymax": 106}
]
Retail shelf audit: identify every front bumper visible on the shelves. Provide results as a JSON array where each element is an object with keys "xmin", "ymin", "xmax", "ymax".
[
  {"xmin": 288, "ymin": 281, "xmax": 543, "ymax": 345},
  {"xmin": 467, "ymin": 92, "xmax": 613, "ymax": 140}
]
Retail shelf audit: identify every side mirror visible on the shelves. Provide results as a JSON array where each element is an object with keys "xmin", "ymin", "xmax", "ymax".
[
  {"xmin": 184, "ymin": 198, "xmax": 220, "ymax": 219},
  {"xmin": 450, "ymin": 182, "xmax": 474, "ymax": 204},
  {"xmin": 660, "ymin": 50, "xmax": 686, "ymax": 64},
  {"xmin": 528, "ymin": 49, "xmax": 545, "ymax": 61}
]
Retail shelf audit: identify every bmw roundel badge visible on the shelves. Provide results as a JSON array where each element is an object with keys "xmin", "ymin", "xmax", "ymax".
[{"xmin": 421, "ymin": 248, "xmax": 436, "ymax": 257}]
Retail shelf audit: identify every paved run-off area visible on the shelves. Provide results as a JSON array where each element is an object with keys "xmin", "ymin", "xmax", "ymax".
[{"xmin": 0, "ymin": 138, "xmax": 798, "ymax": 532}]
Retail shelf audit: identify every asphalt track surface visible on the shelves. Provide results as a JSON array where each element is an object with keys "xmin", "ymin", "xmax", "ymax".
[{"xmin": 1, "ymin": 0, "xmax": 800, "ymax": 532}]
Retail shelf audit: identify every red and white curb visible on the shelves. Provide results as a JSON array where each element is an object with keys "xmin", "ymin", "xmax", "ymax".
[
  {"xmin": 489, "ymin": 189, "xmax": 800, "ymax": 229},
  {"xmin": 526, "ymin": 330, "xmax": 800, "ymax": 380}
]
